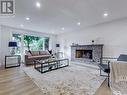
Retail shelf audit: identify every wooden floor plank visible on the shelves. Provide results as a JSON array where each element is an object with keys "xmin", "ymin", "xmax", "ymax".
[
  {"xmin": 95, "ymin": 79, "xmax": 112, "ymax": 95},
  {"xmin": 0, "ymin": 67, "xmax": 43, "ymax": 95}
]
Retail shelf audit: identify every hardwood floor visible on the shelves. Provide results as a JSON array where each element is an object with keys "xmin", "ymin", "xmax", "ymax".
[
  {"xmin": 95, "ymin": 79, "xmax": 112, "ymax": 95},
  {"xmin": 0, "ymin": 67, "xmax": 112, "ymax": 95},
  {"xmin": 0, "ymin": 67, "xmax": 43, "ymax": 95}
]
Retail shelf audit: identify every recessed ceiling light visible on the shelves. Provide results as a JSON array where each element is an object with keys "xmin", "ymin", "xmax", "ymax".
[
  {"xmin": 103, "ymin": 12, "xmax": 108, "ymax": 17},
  {"xmin": 61, "ymin": 27, "xmax": 65, "ymax": 30},
  {"xmin": 77, "ymin": 22, "xmax": 81, "ymax": 26},
  {"xmin": 26, "ymin": 17, "xmax": 30, "ymax": 20},
  {"xmin": 36, "ymin": 2, "xmax": 41, "ymax": 8}
]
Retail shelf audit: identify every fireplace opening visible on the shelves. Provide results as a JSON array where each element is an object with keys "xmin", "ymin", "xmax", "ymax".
[{"xmin": 75, "ymin": 50, "xmax": 92, "ymax": 59}]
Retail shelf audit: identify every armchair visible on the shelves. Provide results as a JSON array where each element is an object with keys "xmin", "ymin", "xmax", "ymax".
[{"xmin": 99, "ymin": 54, "xmax": 127, "ymax": 94}]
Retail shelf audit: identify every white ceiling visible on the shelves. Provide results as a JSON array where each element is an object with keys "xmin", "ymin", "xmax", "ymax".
[{"xmin": 0, "ymin": 0, "xmax": 127, "ymax": 34}]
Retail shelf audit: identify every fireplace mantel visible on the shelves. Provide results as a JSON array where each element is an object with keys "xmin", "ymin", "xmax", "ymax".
[
  {"xmin": 71, "ymin": 44, "xmax": 104, "ymax": 47},
  {"xmin": 71, "ymin": 44, "xmax": 103, "ymax": 64}
]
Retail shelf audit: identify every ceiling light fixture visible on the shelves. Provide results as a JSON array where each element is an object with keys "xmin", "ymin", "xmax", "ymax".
[
  {"xmin": 36, "ymin": 2, "xmax": 41, "ymax": 8},
  {"xmin": 77, "ymin": 22, "xmax": 81, "ymax": 26},
  {"xmin": 61, "ymin": 27, "xmax": 65, "ymax": 30},
  {"xmin": 26, "ymin": 17, "xmax": 30, "ymax": 20},
  {"xmin": 103, "ymin": 12, "xmax": 108, "ymax": 17}
]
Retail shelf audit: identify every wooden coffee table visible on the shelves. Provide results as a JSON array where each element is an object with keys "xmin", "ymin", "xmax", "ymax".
[{"xmin": 34, "ymin": 58, "xmax": 69, "ymax": 73}]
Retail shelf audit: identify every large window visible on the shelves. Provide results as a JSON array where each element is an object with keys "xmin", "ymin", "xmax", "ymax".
[
  {"xmin": 23, "ymin": 35, "xmax": 49, "ymax": 51},
  {"xmin": 12, "ymin": 34, "xmax": 49, "ymax": 54}
]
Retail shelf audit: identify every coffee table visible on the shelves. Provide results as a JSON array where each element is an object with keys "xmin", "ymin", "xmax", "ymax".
[{"xmin": 34, "ymin": 58, "xmax": 69, "ymax": 73}]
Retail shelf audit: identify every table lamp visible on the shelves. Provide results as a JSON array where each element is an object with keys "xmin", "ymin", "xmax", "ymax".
[{"xmin": 8, "ymin": 41, "xmax": 17, "ymax": 55}]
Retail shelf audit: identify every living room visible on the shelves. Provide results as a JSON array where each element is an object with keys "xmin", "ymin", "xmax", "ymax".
[{"xmin": 0, "ymin": 0, "xmax": 127, "ymax": 95}]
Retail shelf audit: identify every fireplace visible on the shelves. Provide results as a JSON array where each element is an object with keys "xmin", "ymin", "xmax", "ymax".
[
  {"xmin": 71, "ymin": 44, "xmax": 103, "ymax": 64},
  {"xmin": 75, "ymin": 50, "xmax": 92, "ymax": 59}
]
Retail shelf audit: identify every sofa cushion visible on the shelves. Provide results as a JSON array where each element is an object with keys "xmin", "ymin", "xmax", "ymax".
[
  {"xmin": 28, "ymin": 55, "xmax": 51, "ymax": 59},
  {"xmin": 117, "ymin": 54, "xmax": 127, "ymax": 62},
  {"xmin": 31, "ymin": 51, "xmax": 40, "ymax": 56},
  {"xmin": 39, "ymin": 50, "xmax": 50, "ymax": 55}
]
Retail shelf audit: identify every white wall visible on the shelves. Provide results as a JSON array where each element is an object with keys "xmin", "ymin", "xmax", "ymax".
[
  {"xmin": 0, "ymin": 25, "xmax": 57, "ymax": 66},
  {"xmin": 57, "ymin": 18, "xmax": 127, "ymax": 59},
  {"xmin": 0, "ymin": 26, "xmax": 2, "ymax": 66}
]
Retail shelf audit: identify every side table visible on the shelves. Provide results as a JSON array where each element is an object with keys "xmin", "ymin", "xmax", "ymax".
[{"xmin": 5, "ymin": 55, "xmax": 21, "ymax": 69}]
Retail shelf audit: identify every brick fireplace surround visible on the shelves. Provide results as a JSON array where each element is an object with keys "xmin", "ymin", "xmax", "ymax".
[{"xmin": 71, "ymin": 44, "xmax": 103, "ymax": 64}]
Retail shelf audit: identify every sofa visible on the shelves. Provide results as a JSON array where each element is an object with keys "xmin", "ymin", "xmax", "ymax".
[{"xmin": 24, "ymin": 50, "xmax": 51, "ymax": 65}]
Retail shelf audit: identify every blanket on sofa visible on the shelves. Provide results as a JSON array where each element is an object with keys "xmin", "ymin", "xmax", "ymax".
[
  {"xmin": 110, "ymin": 61, "xmax": 127, "ymax": 95},
  {"xmin": 111, "ymin": 61, "xmax": 127, "ymax": 83}
]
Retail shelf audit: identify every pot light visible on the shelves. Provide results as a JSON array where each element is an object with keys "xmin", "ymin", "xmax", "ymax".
[
  {"xmin": 103, "ymin": 12, "xmax": 108, "ymax": 17},
  {"xmin": 77, "ymin": 22, "xmax": 81, "ymax": 26},
  {"xmin": 61, "ymin": 27, "xmax": 65, "ymax": 30},
  {"xmin": 26, "ymin": 17, "xmax": 30, "ymax": 20},
  {"xmin": 36, "ymin": 2, "xmax": 41, "ymax": 8}
]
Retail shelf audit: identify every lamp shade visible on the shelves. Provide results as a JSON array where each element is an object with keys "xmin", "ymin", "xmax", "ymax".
[{"xmin": 8, "ymin": 42, "xmax": 17, "ymax": 47}]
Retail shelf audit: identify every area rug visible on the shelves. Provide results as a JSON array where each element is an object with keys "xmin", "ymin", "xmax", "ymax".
[{"xmin": 23, "ymin": 63, "xmax": 105, "ymax": 95}]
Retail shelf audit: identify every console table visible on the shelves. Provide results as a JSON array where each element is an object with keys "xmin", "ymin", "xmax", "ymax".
[{"xmin": 5, "ymin": 55, "xmax": 21, "ymax": 69}]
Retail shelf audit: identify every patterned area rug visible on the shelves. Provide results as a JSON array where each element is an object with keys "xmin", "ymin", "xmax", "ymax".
[{"xmin": 23, "ymin": 63, "xmax": 105, "ymax": 95}]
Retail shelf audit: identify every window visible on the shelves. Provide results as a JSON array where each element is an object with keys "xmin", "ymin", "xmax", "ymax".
[
  {"xmin": 12, "ymin": 34, "xmax": 49, "ymax": 54},
  {"xmin": 23, "ymin": 35, "xmax": 49, "ymax": 51},
  {"xmin": 12, "ymin": 34, "xmax": 22, "ymax": 54}
]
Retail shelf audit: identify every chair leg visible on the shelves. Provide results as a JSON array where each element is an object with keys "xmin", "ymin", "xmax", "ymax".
[{"xmin": 108, "ymin": 73, "xmax": 110, "ymax": 87}]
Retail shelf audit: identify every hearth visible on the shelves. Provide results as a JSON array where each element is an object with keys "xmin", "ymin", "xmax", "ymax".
[
  {"xmin": 71, "ymin": 44, "xmax": 103, "ymax": 64},
  {"xmin": 75, "ymin": 50, "xmax": 92, "ymax": 59}
]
